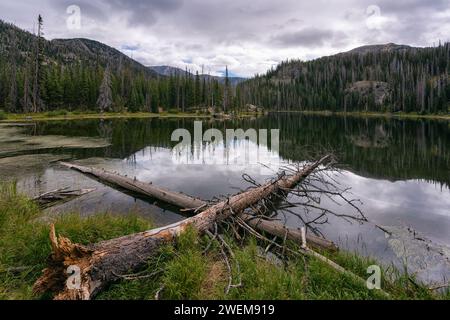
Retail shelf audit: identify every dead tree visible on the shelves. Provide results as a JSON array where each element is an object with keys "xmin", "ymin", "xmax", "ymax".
[
  {"xmin": 59, "ymin": 162, "xmax": 338, "ymax": 252},
  {"xmin": 34, "ymin": 156, "xmax": 330, "ymax": 300}
]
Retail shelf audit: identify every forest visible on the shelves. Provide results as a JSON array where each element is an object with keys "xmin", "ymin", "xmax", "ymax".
[
  {"xmin": 0, "ymin": 18, "xmax": 235, "ymax": 114},
  {"xmin": 0, "ymin": 17, "xmax": 449, "ymax": 115},
  {"xmin": 238, "ymin": 43, "xmax": 450, "ymax": 114}
]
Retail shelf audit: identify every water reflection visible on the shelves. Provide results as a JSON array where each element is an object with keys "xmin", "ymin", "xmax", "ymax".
[{"xmin": 4, "ymin": 114, "xmax": 450, "ymax": 284}]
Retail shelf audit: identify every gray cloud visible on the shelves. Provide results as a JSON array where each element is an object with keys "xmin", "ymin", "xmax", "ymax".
[
  {"xmin": 0, "ymin": 0, "xmax": 448, "ymax": 77},
  {"xmin": 107, "ymin": 0, "xmax": 183, "ymax": 26},
  {"xmin": 271, "ymin": 28, "xmax": 344, "ymax": 48}
]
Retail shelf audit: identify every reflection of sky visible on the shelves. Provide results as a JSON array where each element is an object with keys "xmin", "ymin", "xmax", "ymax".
[{"xmin": 338, "ymin": 171, "xmax": 450, "ymax": 245}]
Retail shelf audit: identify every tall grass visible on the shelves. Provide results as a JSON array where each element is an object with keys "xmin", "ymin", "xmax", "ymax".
[{"xmin": 0, "ymin": 183, "xmax": 152, "ymax": 300}]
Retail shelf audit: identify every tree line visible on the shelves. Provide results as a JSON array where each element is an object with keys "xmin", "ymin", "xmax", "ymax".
[
  {"xmin": 0, "ymin": 18, "xmax": 236, "ymax": 114},
  {"xmin": 237, "ymin": 43, "xmax": 450, "ymax": 114}
]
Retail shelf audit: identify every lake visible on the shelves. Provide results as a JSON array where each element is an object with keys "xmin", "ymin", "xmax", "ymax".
[{"xmin": 1, "ymin": 113, "xmax": 449, "ymax": 285}]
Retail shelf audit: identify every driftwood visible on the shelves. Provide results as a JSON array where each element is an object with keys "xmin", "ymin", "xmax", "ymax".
[
  {"xmin": 239, "ymin": 213, "xmax": 338, "ymax": 252},
  {"xmin": 34, "ymin": 156, "xmax": 329, "ymax": 300},
  {"xmin": 33, "ymin": 188, "xmax": 96, "ymax": 209},
  {"xmin": 59, "ymin": 162, "xmax": 205, "ymax": 209},
  {"xmin": 59, "ymin": 162, "xmax": 338, "ymax": 252}
]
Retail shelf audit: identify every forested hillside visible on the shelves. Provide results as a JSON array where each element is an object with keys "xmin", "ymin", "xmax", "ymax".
[
  {"xmin": 0, "ymin": 19, "xmax": 233, "ymax": 113},
  {"xmin": 1, "ymin": 17, "xmax": 449, "ymax": 115},
  {"xmin": 237, "ymin": 43, "xmax": 450, "ymax": 114}
]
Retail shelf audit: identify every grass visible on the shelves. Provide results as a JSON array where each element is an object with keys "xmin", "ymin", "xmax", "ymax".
[
  {"xmin": 0, "ymin": 111, "xmax": 214, "ymax": 123},
  {"xmin": 45, "ymin": 109, "xmax": 69, "ymax": 117},
  {"xmin": 0, "ymin": 183, "xmax": 448, "ymax": 300},
  {"xmin": 1, "ymin": 109, "xmax": 448, "ymax": 123},
  {"xmin": 0, "ymin": 183, "xmax": 152, "ymax": 300}
]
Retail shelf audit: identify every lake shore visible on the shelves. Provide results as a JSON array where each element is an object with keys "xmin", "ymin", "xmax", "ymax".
[
  {"xmin": 282, "ymin": 110, "xmax": 450, "ymax": 121},
  {"xmin": 1, "ymin": 110, "xmax": 449, "ymax": 123},
  {"xmin": 0, "ymin": 111, "xmax": 211, "ymax": 123}
]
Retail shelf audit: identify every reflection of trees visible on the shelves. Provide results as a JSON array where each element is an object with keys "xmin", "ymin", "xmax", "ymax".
[
  {"xmin": 253, "ymin": 114, "xmax": 450, "ymax": 188},
  {"xmin": 34, "ymin": 115, "xmax": 450, "ymax": 187}
]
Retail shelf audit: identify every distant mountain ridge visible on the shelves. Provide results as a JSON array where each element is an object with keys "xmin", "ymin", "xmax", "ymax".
[
  {"xmin": 344, "ymin": 43, "xmax": 414, "ymax": 55},
  {"xmin": 0, "ymin": 20, "xmax": 159, "ymax": 78},
  {"xmin": 149, "ymin": 65, "xmax": 247, "ymax": 86}
]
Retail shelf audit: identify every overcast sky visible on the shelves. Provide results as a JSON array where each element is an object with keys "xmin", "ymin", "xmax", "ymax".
[{"xmin": 1, "ymin": 0, "xmax": 449, "ymax": 77}]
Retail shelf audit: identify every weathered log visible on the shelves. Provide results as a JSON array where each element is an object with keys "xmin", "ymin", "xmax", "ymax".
[
  {"xmin": 34, "ymin": 156, "xmax": 330, "ymax": 300},
  {"xmin": 59, "ymin": 162, "xmax": 206, "ymax": 210},
  {"xmin": 33, "ymin": 188, "xmax": 96, "ymax": 209},
  {"xmin": 59, "ymin": 161, "xmax": 338, "ymax": 252},
  {"xmin": 239, "ymin": 213, "xmax": 338, "ymax": 252}
]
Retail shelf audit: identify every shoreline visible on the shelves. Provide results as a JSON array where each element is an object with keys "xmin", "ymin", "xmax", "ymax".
[
  {"xmin": 0, "ymin": 111, "xmax": 212, "ymax": 123},
  {"xmin": 276, "ymin": 110, "xmax": 450, "ymax": 121},
  {"xmin": 1, "ymin": 110, "xmax": 449, "ymax": 123}
]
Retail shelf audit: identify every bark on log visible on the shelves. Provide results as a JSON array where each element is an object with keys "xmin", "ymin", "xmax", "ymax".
[
  {"xmin": 34, "ymin": 156, "xmax": 330, "ymax": 300},
  {"xmin": 59, "ymin": 162, "xmax": 206, "ymax": 210},
  {"xmin": 239, "ymin": 213, "xmax": 338, "ymax": 252},
  {"xmin": 33, "ymin": 188, "xmax": 96, "ymax": 209},
  {"xmin": 59, "ymin": 161, "xmax": 338, "ymax": 252}
]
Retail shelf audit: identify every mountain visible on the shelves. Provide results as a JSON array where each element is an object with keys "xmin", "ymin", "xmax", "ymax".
[
  {"xmin": 238, "ymin": 43, "xmax": 450, "ymax": 114},
  {"xmin": 149, "ymin": 65, "xmax": 247, "ymax": 86},
  {"xmin": 0, "ymin": 20, "xmax": 158, "ymax": 78},
  {"xmin": 0, "ymin": 19, "xmax": 234, "ymax": 113},
  {"xmin": 344, "ymin": 43, "xmax": 413, "ymax": 55}
]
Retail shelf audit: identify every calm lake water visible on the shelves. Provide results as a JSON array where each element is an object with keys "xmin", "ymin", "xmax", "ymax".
[{"xmin": 2, "ymin": 114, "xmax": 450, "ymax": 284}]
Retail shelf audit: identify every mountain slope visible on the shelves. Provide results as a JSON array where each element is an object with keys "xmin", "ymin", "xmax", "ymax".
[
  {"xmin": 0, "ymin": 20, "xmax": 232, "ymax": 113},
  {"xmin": 0, "ymin": 20, "xmax": 158, "ymax": 78},
  {"xmin": 344, "ymin": 43, "xmax": 413, "ymax": 55},
  {"xmin": 239, "ymin": 43, "xmax": 450, "ymax": 114}
]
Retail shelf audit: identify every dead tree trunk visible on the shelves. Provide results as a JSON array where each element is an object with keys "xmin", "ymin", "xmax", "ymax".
[
  {"xmin": 34, "ymin": 156, "xmax": 330, "ymax": 300},
  {"xmin": 239, "ymin": 213, "xmax": 338, "ymax": 252},
  {"xmin": 59, "ymin": 162, "xmax": 338, "ymax": 251},
  {"xmin": 33, "ymin": 188, "xmax": 96, "ymax": 209},
  {"xmin": 59, "ymin": 162, "xmax": 206, "ymax": 210}
]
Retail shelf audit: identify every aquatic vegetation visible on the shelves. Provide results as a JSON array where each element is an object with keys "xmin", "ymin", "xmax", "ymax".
[
  {"xmin": 0, "ymin": 124, "xmax": 111, "ymax": 158},
  {"xmin": 0, "ymin": 154, "xmax": 71, "ymax": 180}
]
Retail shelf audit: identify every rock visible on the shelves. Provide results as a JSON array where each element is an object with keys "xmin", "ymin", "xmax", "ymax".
[{"xmin": 346, "ymin": 81, "xmax": 391, "ymax": 105}]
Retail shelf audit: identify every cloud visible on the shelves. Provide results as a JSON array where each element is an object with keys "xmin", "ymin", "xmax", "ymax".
[
  {"xmin": 0, "ymin": 0, "xmax": 448, "ymax": 77},
  {"xmin": 271, "ymin": 28, "xmax": 346, "ymax": 48}
]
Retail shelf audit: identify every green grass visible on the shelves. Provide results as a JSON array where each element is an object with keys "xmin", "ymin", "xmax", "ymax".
[
  {"xmin": 45, "ymin": 109, "xmax": 69, "ymax": 117},
  {"xmin": 0, "ymin": 110, "xmax": 6, "ymax": 120},
  {"xmin": 0, "ymin": 183, "xmax": 152, "ymax": 300},
  {"xmin": 0, "ymin": 183, "xmax": 448, "ymax": 300},
  {"xmin": 0, "ymin": 110, "xmax": 213, "ymax": 122}
]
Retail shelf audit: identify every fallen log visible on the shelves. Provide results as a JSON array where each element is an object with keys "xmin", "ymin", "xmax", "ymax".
[
  {"xmin": 239, "ymin": 213, "xmax": 338, "ymax": 252},
  {"xmin": 34, "ymin": 156, "xmax": 330, "ymax": 300},
  {"xmin": 59, "ymin": 162, "xmax": 206, "ymax": 210},
  {"xmin": 59, "ymin": 162, "xmax": 338, "ymax": 252},
  {"xmin": 33, "ymin": 188, "xmax": 96, "ymax": 209}
]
